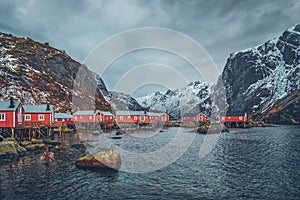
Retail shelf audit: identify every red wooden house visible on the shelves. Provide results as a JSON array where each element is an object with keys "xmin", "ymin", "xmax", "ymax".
[
  {"xmin": 23, "ymin": 104, "xmax": 54, "ymax": 127},
  {"xmin": 73, "ymin": 110, "xmax": 101, "ymax": 123},
  {"xmin": 0, "ymin": 98, "xmax": 24, "ymax": 128},
  {"xmin": 147, "ymin": 112, "xmax": 169, "ymax": 123},
  {"xmin": 54, "ymin": 113, "xmax": 74, "ymax": 125},
  {"xmin": 115, "ymin": 111, "xmax": 148, "ymax": 124},
  {"xmin": 99, "ymin": 111, "xmax": 114, "ymax": 124},
  {"xmin": 182, "ymin": 112, "xmax": 208, "ymax": 123},
  {"xmin": 196, "ymin": 113, "xmax": 209, "ymax": 123},
  {"xmin": 219, "ymin": 113, "xmax": 247, "ymax": 123}
]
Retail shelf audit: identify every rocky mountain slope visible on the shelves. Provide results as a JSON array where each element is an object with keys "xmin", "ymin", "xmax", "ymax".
[
  {"xmin": 253, "ymin": 90, "xmax": 300, "ymax": 124},
  {"xmin": 136, "ymin": 81, "xmax": 211, "ymax": 118},
  {"xmin": 0, "ymin": 32, "xmax": 142, "ymax": 112},
  {"xmin": 217, "ymin": 24, "xmax": 300, "ymax": 121}
]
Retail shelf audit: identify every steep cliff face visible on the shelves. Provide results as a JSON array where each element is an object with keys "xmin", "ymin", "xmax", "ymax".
[
  {"xmin": 253, "ymin": 90, "xmax": 300, "ymax": 124},
  {"xmin": 0, "ymin": 32, "xmax": 142, "ymax": 112},
  {"xmin": 136, "ymin": 81, "xmax": 211, "ymax": 118},
  {"xmin": 220, "ymin": 24, "xmax": 300, "ymax": 117}
]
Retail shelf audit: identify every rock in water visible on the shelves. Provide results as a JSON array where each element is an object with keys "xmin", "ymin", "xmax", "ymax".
[
  {"xmin": 0, "ymin": 138, "xmax": 27, "ymax": 160},
  {"xmin": 76, "ymin": 149, "xmax": 121, "ymax": 170}
]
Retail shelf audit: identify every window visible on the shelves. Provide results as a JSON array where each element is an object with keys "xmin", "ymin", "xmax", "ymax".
[
  {"xmin": 127, "ymin": 116, "xmax": 130, "ymax": 119},
  {"xmin": 140, "ymin": 115, "xmax": 144, "ymax": 121},
  {"xmin": 0, "ymin": 113, "xmax": 5, "ymax": 121},
  {"xmin": 134, "ymin": 116, "xmax": 137, "ymax": 120},
  {"xmin": 120, "ymin": 116, "xmax": 123, "ymax": 120},
  {"xmin": 74, "ymin": 116, "xmax": 78, "ymax": 120},
  {"xmin": 89, "ymin": 116, "xmax": 92, "ymax": 120},
  {"xmin": 38, "ymin": 114, "xmax": 44, "ymax": 121},
  {"xmin": 80, "ymin": 116, "xmax": 83, "ymax": 119},
  {"xmin": 162, "ymin": 115, "xmax": 166, "ymax": 122},
  {"xmin": 239, "ymin": 116, "xmax": 243, "ymax": 120},
  {"xmin": 55, "ymin": 119, "xmax": 58, "ymax": 122},
  {"xmin": 200, "ymin": 116, "xmax": 203, "ymax": 121},
  {"xmin": 25, "ymin": 114, "xmax": 31, "ymax": 121},
  {"xmin": 62, "ymin": 119, "xmax": 65, "ymax": 122}
]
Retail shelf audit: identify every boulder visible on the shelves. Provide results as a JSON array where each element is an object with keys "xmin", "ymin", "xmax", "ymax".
[
  {"xmin": 31, "ymin": 138, "xmax": 43, "ymax": 144},
  {"xmin": 0, "ymin": 138, "xmax": 27, "ymax": 160},
  {"xmin": 76, "ymin": 149, "xmax": 121, "ymax": 170},
  {"xmin": 24, "ymin": 143, "xmax": 45, "ymax": 151},
  {"xmin": 43, "ymin": 139, "xmax": 61, "ymax": 146}
]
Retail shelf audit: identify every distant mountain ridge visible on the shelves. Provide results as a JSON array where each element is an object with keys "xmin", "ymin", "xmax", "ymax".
[
  {"xmin": 136, "ymin": 81, "xmax": 211, "ymax": 118},
  {"xmin": 0, "ymin": 32, "xmax": 143, "ymax": 112}
]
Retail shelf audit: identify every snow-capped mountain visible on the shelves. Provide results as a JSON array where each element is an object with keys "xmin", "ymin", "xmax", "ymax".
[
  {"xmin": 136, "ymin": 81, "xmax": 211, "ymax": 118},
  {"xmin": 0, "ymin": 32, "xmax": 143, "ymax": 112},
  {"xmin": 218, "ymin": 24, "xmax": 300, "ymax": 118}
]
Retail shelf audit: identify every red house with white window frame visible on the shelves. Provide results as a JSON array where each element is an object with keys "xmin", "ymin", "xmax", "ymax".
[
  {"xmin": 196, "ymin": 113, "xmax": 209, "ymax": 123},
  {"xmin": 23, "ymin": 104, "xmax": 54, "ymax": 127},
  {"xmin": 115, "ymin": 111, "xmax": 148, "ymax": 123},
  {"xmin": 182, "ymin": 112, "xmax": 208, "ymax": 123},
  {"xmin": 0, "ymin": 98, "xmax": 24, "ymax": 128},
  {"xmin": 73, "ymin": 110, "xmax": 102, "ymax": 123},
  {"xmin": 54, "ymin": 113, "xmax": 74, "ymax": 125},
  {"xmin": 99, "ymin": 111, "xmax": 114, "ymax": 124},
  {"xmin": 219, "ymin": 113, "xmax": 247, "ymax": 123},
  {"xmin": 147, "ymin": 112, "xmax": 169, "ymax": 123}
]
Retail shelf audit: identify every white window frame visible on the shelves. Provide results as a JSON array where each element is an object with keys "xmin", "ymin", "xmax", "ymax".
[
  {"xmin": 74, "ymin": 116, "xmax": 78, "ymax": 120},
  {"xmin": 134, "ymin": 116, "xmax": 137, "ymax": 120},
  {"xmin": 25, "ymin": 114, "xmax": 31, "ymax": 121},
  {"xmin": 89, "ymin": 116, "xmax": 93, "ymax": 120},
  {"xmin": 38, "ymin": 114, "xmax": 44, "ymax": 121},
  {"xmin": 120, "ymin": 116, "xmax": 123, "ymax": 120},
  {"xmin": 0, "ymin": 113, "xmax": 5, "ymax": 121},
  {"xmin": 127, "ymin": 116, "xmax": 130, "ymax": 119}
]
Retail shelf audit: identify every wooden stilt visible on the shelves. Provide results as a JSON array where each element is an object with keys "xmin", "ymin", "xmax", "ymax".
[{"xmin": 11, "ymin": 128, "xmax": 15, "ymax": 139}]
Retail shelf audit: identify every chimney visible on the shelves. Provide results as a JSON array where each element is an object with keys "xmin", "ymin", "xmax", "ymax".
[
  {"xmin": 9, "ymin": 97, "xmax": 15, "ymax": 108},
  {"xmin": 46, "ymin": 104, "xmax": 51, "ymax": 111}
]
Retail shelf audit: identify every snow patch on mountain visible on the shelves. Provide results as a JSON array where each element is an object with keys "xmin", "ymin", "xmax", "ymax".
[
  {"xmin": 219, "ymin": 24, "xmax": 300, "ymax": 115},
  {"xmin": 136, "ymin": 81, "xmax": 211, "ymax": 118}
]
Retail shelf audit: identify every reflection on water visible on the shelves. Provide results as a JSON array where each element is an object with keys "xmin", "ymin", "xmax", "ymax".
[{"xmin": 0, "ymin": 126, "xmax": 300, "ymax": 199}]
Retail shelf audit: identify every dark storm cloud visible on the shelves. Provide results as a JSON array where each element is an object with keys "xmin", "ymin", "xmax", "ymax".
[{"xmin": 0, "ymin": 0, "xmax": 299, "ymax": 96}]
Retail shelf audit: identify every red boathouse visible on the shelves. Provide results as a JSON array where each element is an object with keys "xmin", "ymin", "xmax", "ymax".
[
  {"xmin": 147, "ymin": 112, "xmax": 169, "ymax": 123},
  {"xmin": 54, "ymin": 113, "xmax": 74, "ymax": 125},
  {"xmin": 73, "ymin": 110, "xmax": 101, "ymax": 123},
  {"xmin": 219, "ymin": 113, "xmax": 247, "ymax": 123},
  {"xmin": 23, "ymin": 104, "xmax": 54, "ymax": 127},
  {"xmin": 115, "ymin": 111, "xmax": 148, "ymax": 124},
  {"xmin": 0, "ymin": 98, "xmax": 24, "ymax": 128}
]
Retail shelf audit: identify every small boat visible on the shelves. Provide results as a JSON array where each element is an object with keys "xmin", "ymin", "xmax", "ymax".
[
  {"xmin": 159, "ymin": 129, "xmax": 165, "ymax": 132},
  {"xmin": 110, "ymin": 136, "xmax": 122, "ymax": 139},
  {"xmin": 116, "ymin": 130, "xmax": 126, "ymax": 135}
]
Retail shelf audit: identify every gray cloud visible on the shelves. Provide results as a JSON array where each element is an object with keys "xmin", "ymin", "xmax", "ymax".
[{"xmin": 0, "ymin": 0, "xmax": 299, "ymax": 96}]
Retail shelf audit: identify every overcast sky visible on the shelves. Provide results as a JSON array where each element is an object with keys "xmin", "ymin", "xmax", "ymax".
[{"xmin": 1, "ymin": 0, "xmax": 300, "ymax": 97}]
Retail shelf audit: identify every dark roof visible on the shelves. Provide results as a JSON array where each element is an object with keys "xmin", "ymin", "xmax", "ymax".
[
  {"xmin": 182, "ymin": 113, "xmax": 198, "ymax": 117},
  {"xmin": 23, "ymin": 105, "xmax": 53, "ymax": 113},
  {"xmin": 115, "ymin": 111, "xmax": 146, "ymax": 115},
  {"xmin": 73, "ymin": 110, "xmax": 99, "ymax": 115},
  {"xmin": 0, "ymin": 100, "xmax": 21, "ymax": 111},
  {"xmin": 220, "ymin": 113, "xmax": 247, "ymax": 116},
  {"xmin": 55, "ymin": 113, "xmax": 73, "ymax": 119}
]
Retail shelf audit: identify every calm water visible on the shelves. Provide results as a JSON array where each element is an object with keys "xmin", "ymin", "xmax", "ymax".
[{"xmin": 0, "ymin": 126, "xmax": 299, "ymax": 199}]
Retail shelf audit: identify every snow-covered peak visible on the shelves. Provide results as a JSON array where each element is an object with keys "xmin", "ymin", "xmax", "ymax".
[{"xmin": 137, "ymin": 81, "xmax": 211, "ymax": 118}]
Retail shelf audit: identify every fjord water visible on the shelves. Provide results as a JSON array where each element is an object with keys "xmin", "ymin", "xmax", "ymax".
[{"xmin": 0, "ymin": 126, "xmax": 299, "ymax": 199}]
